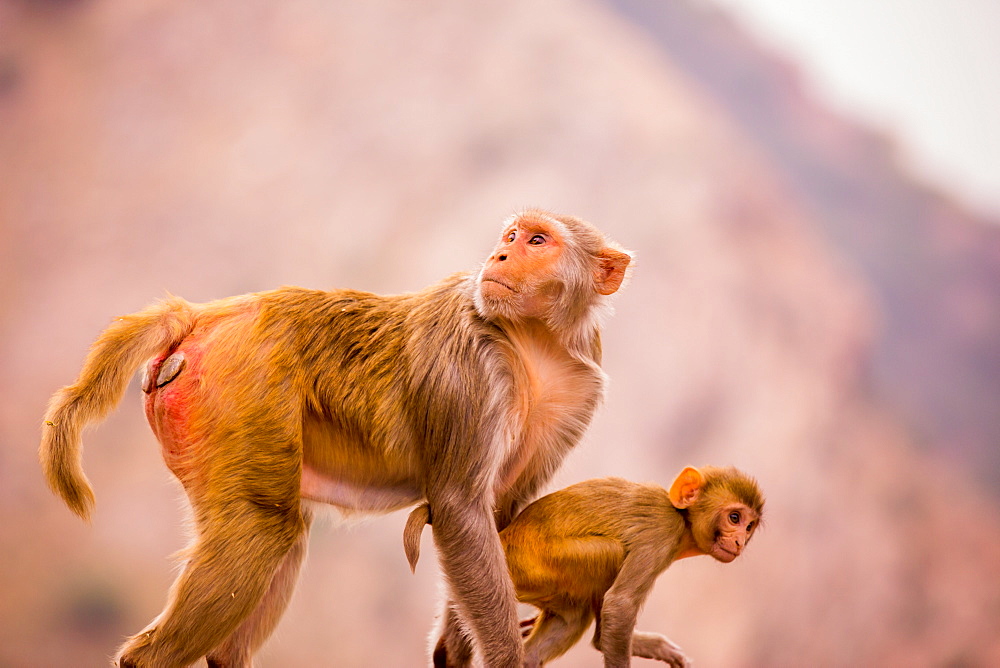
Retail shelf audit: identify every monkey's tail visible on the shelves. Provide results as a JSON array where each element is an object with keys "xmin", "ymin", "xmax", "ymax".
[
  {"xmin": 40, "ymin": 296, "xmax": 196, "ymax": 522},
  {"xmin": 403, "ymin": 503, "xmax": 432, "ymax": 573}
]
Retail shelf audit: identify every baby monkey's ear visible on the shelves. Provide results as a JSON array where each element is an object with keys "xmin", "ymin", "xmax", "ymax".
[{"xmin": 668, "ymin": 466, "xmax": 705, "ymax": 509}]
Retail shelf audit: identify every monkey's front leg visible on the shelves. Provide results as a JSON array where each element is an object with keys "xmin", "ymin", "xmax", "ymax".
[
  {"xmin": 631, "ymin": 630, "xmax": 691, "ymax": 668},
  {"xmin": 594, "ymin": 591, "xmax": 639, "ymax": 668},
  {"xmin": 596, "ymin": 556, "xmax": 660, "ymax": 668},
  {"xmin": 429, "ymin": 498, "xmax": 523, "ymax": 667}
]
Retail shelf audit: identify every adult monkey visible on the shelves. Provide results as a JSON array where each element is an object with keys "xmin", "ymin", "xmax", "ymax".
[{"xmin": 40, "ymin": 210, "xmax": 632, "ymax": 667}]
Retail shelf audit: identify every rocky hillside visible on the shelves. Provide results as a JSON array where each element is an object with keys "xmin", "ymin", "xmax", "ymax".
[{"xmin": 1, "ymin": 1, "xmax": 997, "ymax": 665}]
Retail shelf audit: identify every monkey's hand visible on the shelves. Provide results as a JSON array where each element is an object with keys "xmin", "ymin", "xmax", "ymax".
[
  {"xmin": 519, "ymin": 614, "xmax": 539, "ymax": 638},
  {"xmin": 631, "ymin": 630, "xmax": 692, "ymax": 668}
]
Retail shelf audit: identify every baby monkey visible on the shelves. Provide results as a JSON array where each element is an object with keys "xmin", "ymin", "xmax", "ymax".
[{"xmin": 405, "ymin": 466, "xmax": 764, "ymax": 667}]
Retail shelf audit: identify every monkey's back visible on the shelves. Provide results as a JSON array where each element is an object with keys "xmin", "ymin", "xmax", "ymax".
[{"xmin": 141, "ymin": 277, "xmax": 488, "ymax": 482}]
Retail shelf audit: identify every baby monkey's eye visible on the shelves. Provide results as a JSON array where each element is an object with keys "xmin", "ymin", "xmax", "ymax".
[
  {"xmin": 506, "ymin": 231, "xmax": 516, "ymax": 242},
  {"xmin": 728, "ymin": 511, "xmax": 741, "ymax": 524},
  {"xmin": 528, "ymin": 235, "xmax": 545, "ymax": 245}
]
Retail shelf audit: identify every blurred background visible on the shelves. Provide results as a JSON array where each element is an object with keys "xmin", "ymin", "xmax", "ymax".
[{"xmin": 2, "ymin": 0, "xmax": 999, "ymax": 666}]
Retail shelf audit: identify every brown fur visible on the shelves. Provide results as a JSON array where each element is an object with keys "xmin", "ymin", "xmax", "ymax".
[
  {"xmin": 405, "ymin": 466, "xmax": 764, "ymax": 667},
  {"xmin": 39, "ymin": 210, "xmax": 631, "ymax": 667}
]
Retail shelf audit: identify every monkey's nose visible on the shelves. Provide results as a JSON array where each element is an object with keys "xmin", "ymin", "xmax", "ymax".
[{"xmin": 497, "ymin": 253, "xmax": 508, "ymax": 261}]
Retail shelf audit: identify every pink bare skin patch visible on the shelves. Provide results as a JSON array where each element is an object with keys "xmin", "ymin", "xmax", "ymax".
[{"xmin": 143, "ymin": 341, "xmax": 206, "ymax": 484}]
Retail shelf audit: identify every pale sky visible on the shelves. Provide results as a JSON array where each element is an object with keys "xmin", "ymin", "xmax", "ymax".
[{"xmin": 705, "ymin": 0, "xmax": 1000, "ymax": 217}]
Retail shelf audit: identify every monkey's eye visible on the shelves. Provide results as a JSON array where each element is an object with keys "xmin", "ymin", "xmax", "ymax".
[
  {"xmin": 506, "ymin": 231, "xmax": 516, "ymax": 243},
  {"xmin": 728, "ymin": 511, "xmax": 741, "ymax": 525},
  {"xmin": 746, "ymin": 521, "xmax": 755, "ymax": 533},
  {"xmin": 528, "ymin": 234, "xmax": 545, "ymax": 245}
]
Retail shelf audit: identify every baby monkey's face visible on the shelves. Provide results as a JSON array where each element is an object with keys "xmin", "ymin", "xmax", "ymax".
[{"xmin": 706, "ymin": 502, "xmax": 760, "ymax": 563}]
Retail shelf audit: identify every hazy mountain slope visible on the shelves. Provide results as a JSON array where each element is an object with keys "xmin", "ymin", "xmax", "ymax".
[{"xmin": 1, "ymin": 1, "xmax": 997, "ymax": 665}]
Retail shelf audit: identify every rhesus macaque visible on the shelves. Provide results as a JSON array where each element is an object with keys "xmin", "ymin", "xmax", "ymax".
[
  {"xmin": 406, "ymin": 466, "xmax": 764, "ymax": 668},
  {"xmin": 39, "ymin": 210, "xmax": 632, "ymax": 667}
]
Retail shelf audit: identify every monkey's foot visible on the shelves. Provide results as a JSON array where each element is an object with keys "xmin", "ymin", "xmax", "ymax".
[
  {"xmin": 116, "ymin": 627, "xmax": 174, "ymax": 668},
  {"xmin": 116, "ymin": 630, "xmax": 154, "ymax": 667}
]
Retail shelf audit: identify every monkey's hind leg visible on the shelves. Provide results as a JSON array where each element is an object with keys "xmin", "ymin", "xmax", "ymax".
[
  {"xmin": 116, "ymin": 442, "xmax": 307, "ymax": 667},
  {"xmin": 522, "ymin": 608, "xmax": 593, "ymax": 668},
  {"xmin": 205, "ymin": 510, "xmax": 314, "ymax": 668}
]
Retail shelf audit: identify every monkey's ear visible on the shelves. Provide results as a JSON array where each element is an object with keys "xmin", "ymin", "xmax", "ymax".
[
  {"xmin": 594, "ymin": 248, "xmax": 631, "ymax": 296},
  {"xmin": 668, "ymin": 467, "xmax": 705, "ymax": 508}
]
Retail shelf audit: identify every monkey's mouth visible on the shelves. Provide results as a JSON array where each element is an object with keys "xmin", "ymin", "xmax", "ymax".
[
  {"xmin": 481, "ymin": 277, "xmax": 516, "ymax": 293},
  {"xmin": 713, "ymin": 545, "xmax": 739, "ymax": 562}
]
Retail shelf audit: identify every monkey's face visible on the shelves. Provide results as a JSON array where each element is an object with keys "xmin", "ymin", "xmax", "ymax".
[
  {"xmin": 476, "ymin": 216, "xmax": 566, "ymax": 319},
  {"xmin": 705, "ymin": 503, "xmax": 759, "ymax": 563}
]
